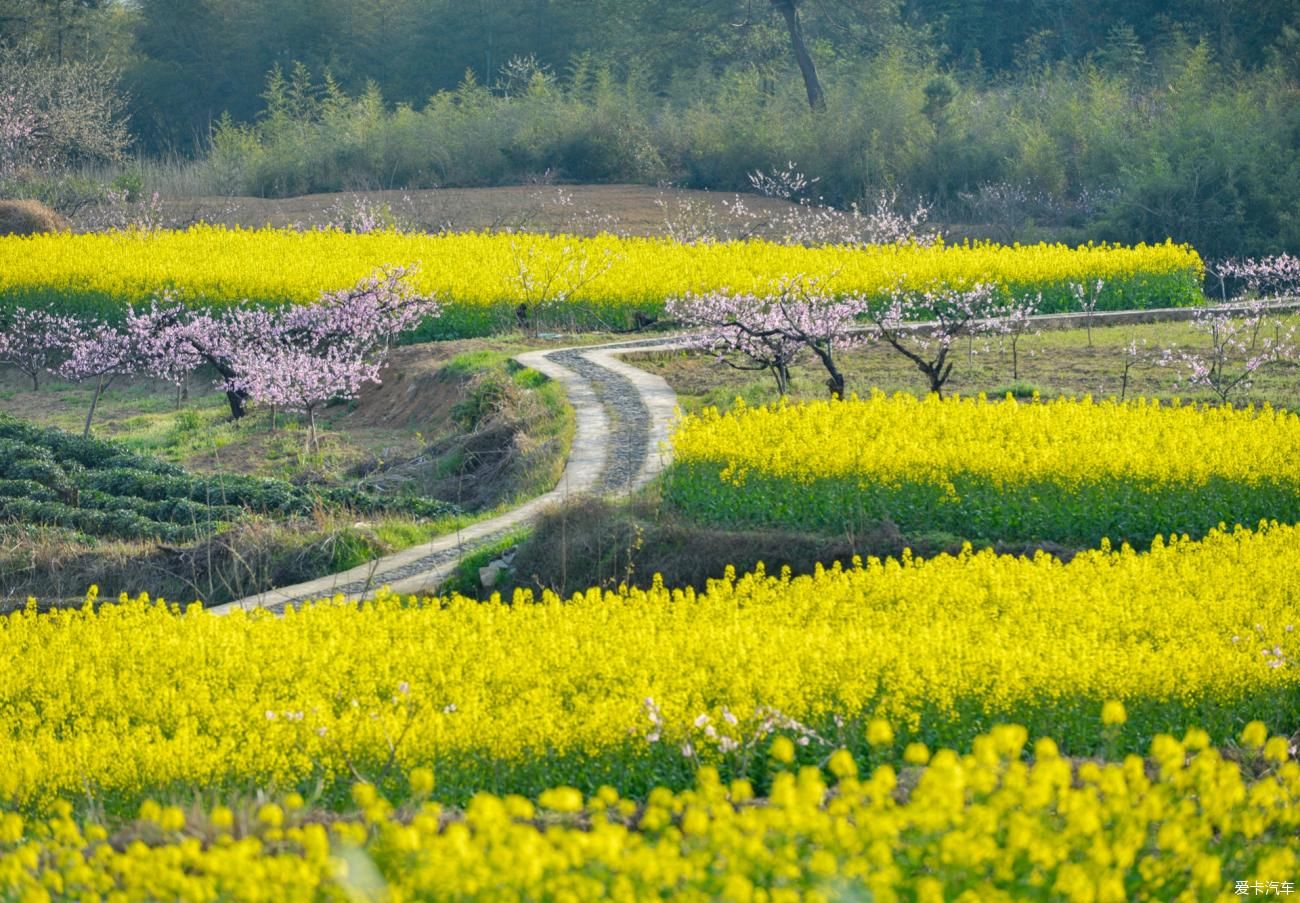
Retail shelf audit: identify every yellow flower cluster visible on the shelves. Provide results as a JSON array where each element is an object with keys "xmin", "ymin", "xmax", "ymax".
[
  {"xmin": 3, "ymin": 723, "xmax": 1298, "ymax": 901},
  {"xmin": 0, "ymin": 228, "xmax": 1202, "ymax": 336},
  {"xmin": 2, "ymin": 524, "xmax": 1297, "ymax": 813},
  {"xmin": 665, "ymin": 393, "xmax": 1300, "ymax": 543}
]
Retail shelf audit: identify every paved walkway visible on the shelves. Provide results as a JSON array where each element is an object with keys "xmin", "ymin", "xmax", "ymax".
[{"xmin": 206, "ymin": 337, "xmax": 686, "ymax": 614}]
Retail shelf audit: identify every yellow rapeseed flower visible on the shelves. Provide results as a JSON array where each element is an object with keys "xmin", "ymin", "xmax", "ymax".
[
  {"xmin": 867, "ymin": 719, "xmax": 895, "ymax": 747},
  {"xmin": 0, "ymin": 228, "xmax": 1202, "ymax": 336},
  {"xmin": 667, "ymin": 394, "xmax": 1300, "ymax": 544},
  {"xmin": 1241, "ymin": 721, "xmax": 1270, "ymax": 750}
]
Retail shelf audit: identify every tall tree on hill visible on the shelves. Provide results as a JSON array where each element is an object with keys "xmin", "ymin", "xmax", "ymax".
[{"xmin": 769, "ymin": 0, "xmax": 824, "ymax": 110}]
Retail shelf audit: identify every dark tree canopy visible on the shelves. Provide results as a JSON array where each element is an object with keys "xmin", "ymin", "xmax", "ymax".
[{"xmin": 18, "ymin": 0, "xmax": 1285, "ymax": 152}]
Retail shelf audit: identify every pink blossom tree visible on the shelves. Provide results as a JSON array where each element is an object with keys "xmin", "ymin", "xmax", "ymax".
[
  {"xmin": 668, "ymin": 277, "xmax": 864, "ymax": 397},
  {"xmin": 667, "ymin": 290, "xmax": 808, "ymax": 396},
  {"xmin": 228, "ymin": 343, "xmax": 382, "ymax": 450},
  {"xmin": 762, "ymin": 278, "xmax": 865, "ymax": 398},
  {"xmin": 863, "ymin": 282, "xmax": 1001, "ymax": 397},
  {"xmin": 989, "ymin": 293, "xmax": 1040, "ymax": 381},
  {"xmin": 0, "ymin": 86, "xmax": 42, "ymax": 182},
  {"xmin": 1119, "ymin": 336, "xmax": 1150, "ymax": 402},
  {"xmin": 129, "ymin": 266, "xmax": 438, "ymax": 421},
  {"xmin": 1157, "ymin": 256, "xmax": 1300, "ymax": 405},
  {"xmin": 281, "ymin": 265, "xmax": 439, "ymax": 354},
  {"xmin": 227, "ymin": 267, "xmax": 438, "ymax": 446},
  {"xmin": 56, "ymin": 323, "xmax": 137, "ymax": 437},
  {"xmin": 1070, "ymin": 279, "xmax": 1104, "ymax": 347},
  {"xmin": 0, "ymin": 42, "xmax": 129, "ymax": 186},
  {"xmin": 746, "ymin": 162, "xmax": 938, "ymax": 248},
  {"xmin": 1214, "ymin": 254, "xmax": 1300, "ymax": 300},
  {"xmin": 123, "ymin": 299, "xmax": 205, "ymax": 402},
  {"xmin": 1157, "ymin": 299, "xmax": 1296, "ymax": 405},
  {"xmin": 0, "ymin": 308, "xmax": 77, "ymax": 389}
]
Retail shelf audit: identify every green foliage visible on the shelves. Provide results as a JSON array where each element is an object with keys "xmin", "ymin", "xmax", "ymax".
[
  {"xmin": 165, "ymin": 46, "xmax": 1300, "ymax": 259},
  {"xmin": 510, "ymin": 366, "xmax": 547, "ymax": 390},
  {"xmin": 452, "ymin": 373, "xmax": 515, "ymax": 432},
  {"xmin": 9, "ymin": 0, "xmax": 1292, "ymax": 257},
  {"xmin": 0, "ymin": 414, "xmax": 458, "ymax": 542},
  {"xmin": 1094, "ymin": 46, "xmax": 1300, "ymax": 258},
  {"xmin": 114, "ymin": 0, "xmax": 1300, "ymax": 152},
  {"xmin": 993, "ymin": 382, "xmax": 1044, "ymax": 400},
  {"xmin": 441, "ymin": 350, "xmax": 511, "ymax": 378},
  {"xmin": 327, "ymin": 526, "xmax": 387, "ymax": 572},
  {"xmin": 663, "ymin": 468, "xmax": 1300, "ymax": 550},
  {"xmin": 437, "ymin": 529, "xmax": 529, "ymax": 597}
]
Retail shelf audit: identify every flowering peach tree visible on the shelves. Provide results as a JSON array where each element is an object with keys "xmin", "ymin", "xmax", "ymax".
[
  {"xmin": 863, "ymin": 282, "xmax": 1001, "ymax": 397},
  {"xmin": 1158, "ymin": 256, "xmax": 1299, "ymax": 405},
  {"xmin": 56, "ymin": 324, "xmax": 136, "ymax": 437},
  {"xmin": 0, "ymin": 308, "xmax": 77, "ymax": 390},
  {"xmin": 668, "ymin": 278, "xmax": 863, "ymax": 397}
]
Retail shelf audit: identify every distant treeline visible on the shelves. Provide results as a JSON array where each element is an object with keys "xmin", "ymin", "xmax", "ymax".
[
  {"xmin": 195, "ymin": 48, "xmax": 1298, "ymax": 258},
  {"xmin": 3, "ymin": 0, "xmax": 1299, "ymax": 256}
]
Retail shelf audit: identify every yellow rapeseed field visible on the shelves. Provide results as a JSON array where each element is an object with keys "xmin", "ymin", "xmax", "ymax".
[
  {"xmin": 0, "ymin": 228, "xmax": 1202, "ymax": 335},
  {"xmin": 664, "ymin": 393, "xmax": 1300, "ymax": 544},
  {"xmin": 1, "ymin": 722, "xmax": 1297, "ymax": 901},
  {"xmin": 1, "ymin": 523, "xmax": 1297, "ymax": 814}
]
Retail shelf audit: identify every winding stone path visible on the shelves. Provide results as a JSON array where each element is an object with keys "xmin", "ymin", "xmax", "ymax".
[
  {"xmin": 206, "ymin": 337, "xmax": 685, "ymax": 614},
  {"xmin": 205, "ymin": 297, "xmax": 1300, "ymax": 614}
]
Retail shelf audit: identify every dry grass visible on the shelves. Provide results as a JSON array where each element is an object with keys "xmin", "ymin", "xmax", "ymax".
[
  {"xmin": 0, "ymin": 199, "xmax": 70, "ymax": 235},
  {"xmin": 2, "ymin": 515, "xmax": 408, "ymax": 610},
  {"xmin": 498, "ymin": 495, "xmax": 949, "ymax": 601}
]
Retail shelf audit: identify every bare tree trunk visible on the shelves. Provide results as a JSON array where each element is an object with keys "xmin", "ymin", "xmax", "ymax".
[
  {"xmin": 929, "ymin": 353, "xmax": 954, "ymax": 398},
  {"xmin": 807, "ymin": 343, "xmax": 844, "ymax": 397},
  {"xmin": 224, "ymin": 387, "xmax": 248, "ymax": 420},
  {"xmin": 771, "ymin": 0, "xmax": 825, "ymax": 111},
  {"xmin": 186, "ymin": 342, "xmax": 248, "ymax": 419},
  {"xmin": 83, "ymin": 374, "xmax": 104, "ymax": 438},
  {"xmin": 55, "ymin": 0, "xmax": 65, "ymax": 65},
  {"xmin": 825, "ymin": 367, "xmax": 844, "ymax": 398},
  {"xmin": 770, "ymin": 361, "xmax": 790, "ymax": 396}
]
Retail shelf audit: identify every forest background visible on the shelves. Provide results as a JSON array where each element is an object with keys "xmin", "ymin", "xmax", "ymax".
[{"xmin": 3, "ymin": 0, "xmax": 1299, "ymax": 258}]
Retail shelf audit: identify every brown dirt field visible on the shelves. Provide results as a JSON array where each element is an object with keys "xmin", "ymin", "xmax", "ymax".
[{"xmin": 152, "ymin": 184, "xmax": 805, "ymax": 236}]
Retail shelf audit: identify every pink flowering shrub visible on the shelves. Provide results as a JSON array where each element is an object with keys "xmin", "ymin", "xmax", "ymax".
[
  {"xmin": 56, "ymin": 324, "xmax": 137, "ymax": 437},
  {"xmin": 1157, "ymin": 299, "xmax": 1296, "ymax": 405},
  {"xmin": 4, "ymin": 265, "xmax": 438, "ymax": 443}
]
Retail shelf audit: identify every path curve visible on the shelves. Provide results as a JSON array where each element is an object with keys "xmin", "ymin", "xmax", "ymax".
[
  {"xmin": 206, "ymin": 298, "xmax": 1300, "ymax": 614},
  {"xmin": 207, "ymin": 337, "xmax": 687, "ymax": 614}
]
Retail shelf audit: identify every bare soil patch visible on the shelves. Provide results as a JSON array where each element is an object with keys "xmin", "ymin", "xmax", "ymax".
[{"xmin": 150, "ymin": 184, "xmax": 803, "ymax": 236}]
